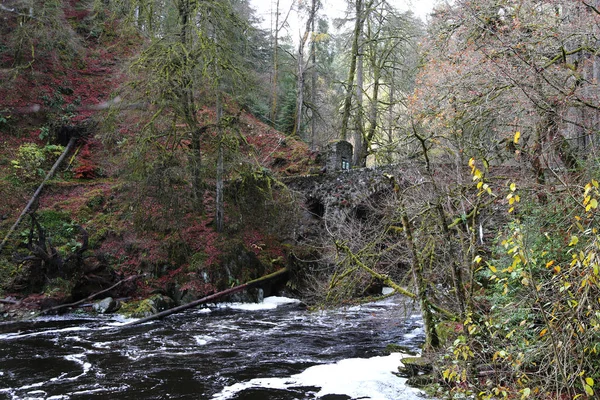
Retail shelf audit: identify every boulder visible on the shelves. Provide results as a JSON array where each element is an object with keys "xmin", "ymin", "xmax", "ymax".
[{"xmin": 93, "ymin": 297, "xmax": 120, "ymax": 314}]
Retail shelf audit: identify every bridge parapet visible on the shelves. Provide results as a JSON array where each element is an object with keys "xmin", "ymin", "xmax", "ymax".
[{"xmin": 282, "ymin": 163, "xmax": 425, "ymax": 222}]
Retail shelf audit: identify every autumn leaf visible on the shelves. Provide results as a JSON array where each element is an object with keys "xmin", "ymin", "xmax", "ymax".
[
  {"xmin": 513, "ymin": 131, "xmax": 521, "ymax": 144},
  {"xmin": 569, "ymin": 236, "xmax": 579, "ymax": 246}
]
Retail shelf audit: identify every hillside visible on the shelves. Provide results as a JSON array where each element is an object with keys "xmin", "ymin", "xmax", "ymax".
[{"xmin": 0, "ymin": 1, "xmax": 318, "ymax": 315}]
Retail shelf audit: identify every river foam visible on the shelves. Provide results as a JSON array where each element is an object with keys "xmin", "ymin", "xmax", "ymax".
[
  {"xmin": 211, "ymin": 352, "xmax": 424, "ymax": 400},
  {"xmin": 216, "ymin": 296, "xmax": 301, "ymax": 311}
]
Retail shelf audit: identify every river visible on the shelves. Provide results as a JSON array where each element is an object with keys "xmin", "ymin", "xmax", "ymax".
[{"xmin": 0, "ymin": 296, "xmax": 428, "ymax": 399}]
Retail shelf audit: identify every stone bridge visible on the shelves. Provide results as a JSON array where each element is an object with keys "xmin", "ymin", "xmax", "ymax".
[
  {"xmin": 282, "ymin": 163, "xmax": 424, "ymax": 223},
  {"xmin": 279, "ymin": 140, "xmax": 428, "ymax": 241}
]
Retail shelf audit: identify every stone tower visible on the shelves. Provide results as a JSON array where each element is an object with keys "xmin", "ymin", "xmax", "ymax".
[{"xmin": 326, "ymin": 140, "xmax": 353, "ymax": 173}]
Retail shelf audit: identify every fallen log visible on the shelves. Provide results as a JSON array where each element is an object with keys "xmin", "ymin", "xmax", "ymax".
[
  {"xmin": 124, "ymin": 267, "xmax": 289, "ymax": 326},
  {"xmin": 40, "ymin": 275, "xmax": 140, "ymax": 315},
  {"xmin": 0, "ymin": 137, "xmax": 77, "ymax": 255}
]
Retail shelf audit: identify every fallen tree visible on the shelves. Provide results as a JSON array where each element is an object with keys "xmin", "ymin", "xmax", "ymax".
[
  {"xmin": 39, "ymin": 275, "xmax": 141, "ymax": 315},
  {"xmin": 124, "ymin": 267, "xmax": 289, "ymax": 326},
  {"xmin": 0, "ymin": 137, "xmax": 77, "ymax": 254}
]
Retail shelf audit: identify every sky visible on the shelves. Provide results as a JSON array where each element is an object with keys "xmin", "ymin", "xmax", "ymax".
[{"xmin": 249, "ymin": 0, "xmax": 439, "ymax": 39}]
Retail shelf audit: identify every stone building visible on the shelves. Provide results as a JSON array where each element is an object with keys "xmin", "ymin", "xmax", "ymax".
[{"xmin": 326, "ymin": 140, "xmax": 353, "ymax": 172}]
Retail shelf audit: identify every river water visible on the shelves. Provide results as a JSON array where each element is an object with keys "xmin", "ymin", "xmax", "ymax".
[{"xmin": 0, "ymin": 296, "xmax": 428, "ymax": 399}]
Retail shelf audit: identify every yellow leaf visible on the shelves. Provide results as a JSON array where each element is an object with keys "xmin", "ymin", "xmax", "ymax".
[
  {"xmin": 509, "ymin": 197, "xmax": 515, "ymax": 205},
  {"xmin": 514, "ymin": 131, "xmax": 521, "ymax": 144},
  {"xmin": 585, "ymin": 384, "xmax": 594, "ymax": 396},
  {"xmin": 586, "ymin": 377, "xmax": 594, "ymax": 387},
  {"xmin": 553, "ymin": 266, "xmax": 561, "ymax": 274},
  {"xmin": 590, "ymin": 198, "xmax": 598, "ymax": 209},
  {"xmin": 593, "ymin": 179, "xmax": 599, "ymax": 188},
  {"xmin": 569, "ymin": 236, "xmax": 579, "ymax": 246},
  {"xmin": 469, "ymin": 158, "xmax": 475, "ymax": 169},
  {"xmin": 477, "ymin": 181, "xmax": 483, "ymax": 189},
  {"xmin": 509, "ymin": 207, "xmax": 515, "ymax": 213},
  {"xmin": 488, "ymin": 265, "xmax": 497, "ymax": 273},
  {"xmin": 540, "ymin": 328, "xmax": 548, "ymax": 337},
  {"xmin": 510, "ymin": 183, "xmax": 517, "ymax": 191},
  {"xmin": 546, "ymin": 260, "xmax": 555, "ymax": 268},
  {"xmin": 521, "ymin": 387, "xmax": 531, "ymax": 399}
]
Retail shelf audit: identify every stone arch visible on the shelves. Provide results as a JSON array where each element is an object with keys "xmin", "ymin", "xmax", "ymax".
[{"xmin": 306, "ymin": 197, "xmax": 325, "ymax": 219}]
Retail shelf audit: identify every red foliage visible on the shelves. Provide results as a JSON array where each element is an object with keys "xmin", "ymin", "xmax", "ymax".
[
  {"xmin": 181, "ymin": 220, "xmax": 222, "ymax": 267},
  {"xmin": 73, "ymin": 141, "xmax": 97, "ymax": 179}
]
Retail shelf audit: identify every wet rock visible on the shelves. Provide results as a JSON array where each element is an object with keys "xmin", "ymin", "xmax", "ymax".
[
  {"xmin": 225, "ymin": 288, "xmax": 264, "ymax": 303},
  {"xmin": 397, "ymin": 357, "xmax": 432, "ymax": 377},
  {"xmin": 93, "ymin": 297, "xmax": 120, "ymax": 314},
  {"xmin": 397, "ymin": 357, "xmax": 435, "ymax": 390}
]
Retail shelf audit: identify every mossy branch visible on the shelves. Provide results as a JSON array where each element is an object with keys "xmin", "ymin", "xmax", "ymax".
[{"xmin": 334, "ymin": 240, "xmax": 455, "ymax": 320}]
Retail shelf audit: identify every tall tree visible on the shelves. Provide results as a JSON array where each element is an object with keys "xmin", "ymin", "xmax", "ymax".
[
  {"xmin": 125, "ymin": 0, "xmax": 249, "ymax": 217},
  {"xmin": 340, "ymin": 0, "xmax": 370, "ymax": 142},
  {"xmin": 292, "ymin": 0, "xmax": 320, "ymax": 139}
]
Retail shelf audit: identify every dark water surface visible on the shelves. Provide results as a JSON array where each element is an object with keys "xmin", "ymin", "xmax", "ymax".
[{"xmin": 0, "ymin": 296, "xmax": 427, "ymax": 399}]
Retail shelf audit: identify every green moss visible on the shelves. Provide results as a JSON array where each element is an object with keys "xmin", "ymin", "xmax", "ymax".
[
  {"xmin": 0, "ymin": 257, "xmax": 18, "ymax": 294},
  {"xmin": 11, "ymin": 143, "xmax": 65, "ymax": 182},
  {"xmin": 86, "ymin": 193, "xmax": 105, "ymax": 211},
  {"xmin": 119, "ymin": 294, "xmax": 174, "ymax": 318},
  {"xmin": 385, "ymin": 343, "xmax": 417, "ymax": 355},
  {"xmin": 119, "ymin": 298, "xmax": 157, "ymax": 318}
]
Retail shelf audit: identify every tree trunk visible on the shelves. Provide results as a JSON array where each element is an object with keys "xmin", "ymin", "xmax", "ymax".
[
  {"xmin": 363, "ymin": 42, "xmax": 381, "ymax": 167},
  {"xmin": 401, "ymin": 210, "xmax": 440, "ymax": 349},
  {"xmin": 178, "ymin": 0, "xmax": 204, "ymax": 211},
  {"xmin": 340, "ymin": 0, "xmax": 363, "ymax": 141},
  {"xmin": 0, "ymin": 137, "xmax": 76, "ymax": 255},
  {"xmin": 353, "ymin": 31, "xmax": 365, "ymax": 166},
  {"xmin": 334, "ymin": 240, "xmax": 454, "ymax": 319},
  {"xmin": 293, "ymin": 0, "xmax": 318, "ymax": 139},
  {"xmin": 310, "ymin": 5, "xmax": 317, "ymax": 151},
  {"xmin": 215, "ymin": 91, "xmax": 224, "ymax": 233},
  {"xmin": 124, "ymin": 268, "xmax": 289, "ymax": 326},
  {"xmin": 270, "ymin": 0, "xmax": 280, "ymax": 125}
]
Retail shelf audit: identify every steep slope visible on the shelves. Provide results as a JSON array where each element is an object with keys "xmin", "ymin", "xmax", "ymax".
[{"xmin": 0, "ymin": 1, "xmax": 317, "ymax": 314}]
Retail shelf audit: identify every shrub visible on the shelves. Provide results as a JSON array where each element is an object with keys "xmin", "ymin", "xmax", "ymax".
[{"xmin": 11, "ymin": 143, "xmax": 65, "ymax": 182}]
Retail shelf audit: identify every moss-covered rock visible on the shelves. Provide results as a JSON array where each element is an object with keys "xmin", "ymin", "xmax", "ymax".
[
  {"xmin": 119, "ymin": 294, "xmax": 175, "ymax": 318},
  {"xmin": 398, "ymin": 357, "xmax": 433, "ymax": 377}
]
